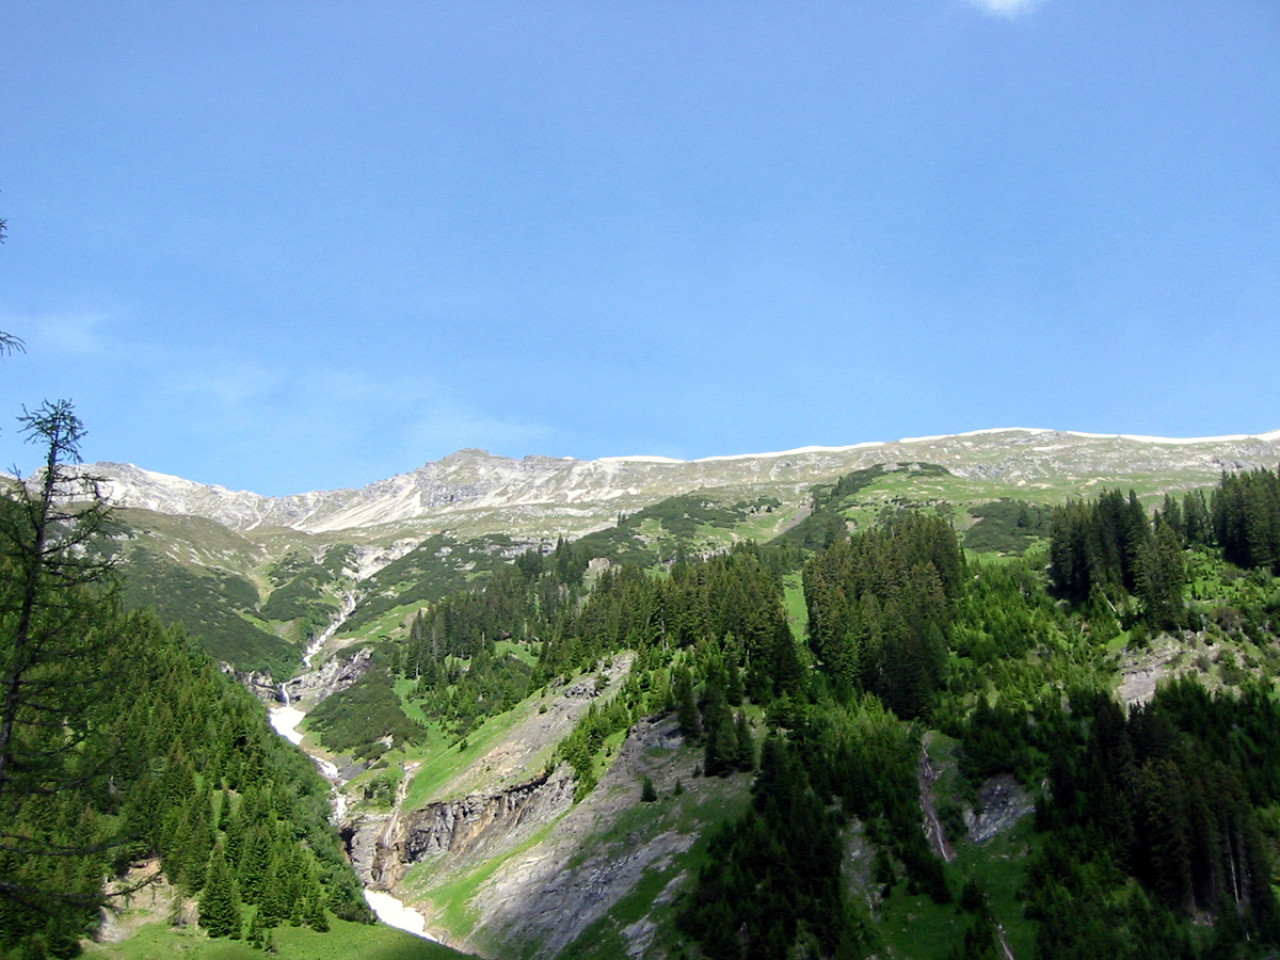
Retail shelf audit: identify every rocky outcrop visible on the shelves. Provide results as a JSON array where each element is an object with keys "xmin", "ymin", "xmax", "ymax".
[
  {"xmin": 218, "ymin": 664, "xmax": 279, "ymax": 705},
  {"xmin": 477, "ymin": 826, "xmax": 695, "ymax": 959},
  {"xmin": 78, "ymin": 428, "xmax": 1280, "ymax": 534},
  {"xmin": 280, "ymin": 646, "xmax": 373, "ymax": 707},
  {"xmin": 368, "ymin": 767, "xmax": 575, "ymax": 889},
  {"xmin": 967, "ymin": 774, "xmax": 1034, "ymax": 843},
  {"xmin": 462, "ymin": 716, "xmax": 709, "ymax": 959},
  {"xmin": 343, "ymin": 813, "xmax": 390, "ymax": 886}
]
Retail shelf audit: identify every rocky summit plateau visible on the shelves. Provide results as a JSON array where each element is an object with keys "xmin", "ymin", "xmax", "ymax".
[{"xmin": 80, "ymin": 426, "xmax": 1280, "ymax": 541}]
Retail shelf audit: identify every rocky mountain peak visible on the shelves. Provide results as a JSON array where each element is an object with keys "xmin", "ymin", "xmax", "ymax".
[{"xmin": 75, "ymin": 427, "xmax": 1280, "ymax": 538}]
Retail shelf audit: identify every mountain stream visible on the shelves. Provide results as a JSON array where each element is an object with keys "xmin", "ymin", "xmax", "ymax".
[
  {"xmin": 268, "ymin": 704, "xmax": 433, "ymax": 939},
  {"xmin": 267, "ymin": 596, "xmax": 435, "ymax": 941}
]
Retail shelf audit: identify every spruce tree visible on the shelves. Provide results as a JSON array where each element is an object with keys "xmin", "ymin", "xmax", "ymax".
[
  {"xmin": 200, "ymin": 844, "xmax": 242, "ymax": 938},
  {"xmin": 307, "ymin": 894, "xmax": 330, "ymax": 932},
  {"xmin": 640, "ymin": 775, "xmax": 658, "ymax": 802},
  {"xmin": 734, "ymin": 710, "xmax": 755, "ymax": 772},
  {"xmin": 702, "ymin": 683, "xmax": 736, "ymax": 778},
  {"xmin": 673, "ymin": 666, "xmax": 701, "ymax": 740},
  {"xmin": 0, "ymin": 401, "xmax": 140, "ymax": 920}
]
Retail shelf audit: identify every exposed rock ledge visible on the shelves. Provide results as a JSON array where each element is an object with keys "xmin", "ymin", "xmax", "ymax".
[
  {"xmin": 356, "ymin": 766, "xmax": 576, "ymax": 889},
  {"xmin": 281, "ymin": 646, "xmax": 373, "ymax": 706},
  {"xmin": 218, "ymin": 664, "xmax": 278, "ymax": 705},
  {"xmin": 967, "ymin": 774, "xmax": 1034, "ymax": 844},
  {"xmin": 218, "ymin": 646, "xmax": 373, "ymax": 708}
]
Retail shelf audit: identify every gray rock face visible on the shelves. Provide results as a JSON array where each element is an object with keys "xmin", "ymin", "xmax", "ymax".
[
  {"xmin": 280, "ymin": 647, "xmax": 373, "ymax": 707},
  {"xmin": 345, "ymin": 813, "xmax": 390, "ymax": 886},
  {"xmin": 218, "ymin": 664, "xmax": 278, "ymax": 704},
  {"xmin": 76, "ymin": 428, "xmax": 1280, "ymax": 535},
  {"xmin": 370, "ymin": 768, "xmax": 575, "ymax": 889},
  {"xmin": 462, "ymin": 716, "xmax": 707, "ymax": 959},
  {"xmin": 967, "ymin": 774, "xmax": 1035, "ymax": 843}
]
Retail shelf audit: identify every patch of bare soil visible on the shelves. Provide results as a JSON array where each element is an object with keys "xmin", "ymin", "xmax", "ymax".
[
  {"xmin": 95, "ymin": 860, "xmax": 183, "ymax": 944},
  {"xmin": 1116, "ymin": 632, "xmax": 1197, "ymax": 704}
]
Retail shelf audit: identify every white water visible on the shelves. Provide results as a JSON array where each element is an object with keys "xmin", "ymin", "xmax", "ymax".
[
  {"xmin": 303, "ymin": 592, "xmax": 358, "ymax": 667},
  {"xmin": 268, "ymin": 705, "xmax": 434, "ymax": 942},
  {"xmin": 268, "ymin": 705, "xmax": 306, "ymax": 745},
  {"xmin": 363, "ymin": 890, "xmax": 437, "ymax": 941},
  {"xmin": 267, "ymin": 579, "xmax": 437, "ymax": 943}
]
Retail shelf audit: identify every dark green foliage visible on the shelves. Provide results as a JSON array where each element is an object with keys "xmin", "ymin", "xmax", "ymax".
[
  {"xmin": 701, "ymin": 682, "xmax": 737, "ymax": 778},
  {"xmin": 951, "ymin": 879, "xmax": 1001, "ymax": 960},
  {"xmin": 1213, "ymin": 468, "xmax": 1280, "ymax": 575},
  {"xmin": 1140, "ymin": 520, "xmax": 1187, "ymax": 630},
  {"xmin": 306, "ymin": 661, "xmax": 425, "ymax": 757},
  {"xmin": 397, "ymin": 566, "xmax": 546, "ymax": 738},
  {"xmin": 0, "ymin": 402, "xmax": 143, "ymax": 944},
  {"xmin": 1182, "ymin": 488, "xmax": 1213, "ymax": 549},
  {"xmin": 951, "ymin": 559, "xmax": 1073, "ymax": 669},
  {"xmin": 555, "ymin": 691, "xmax": 635, "ymax": 800},
  {"xmin": 679, "ymin": 736, "xmax": 865, "ymax": 959},
  {"xmin": 418, "ymin": 649, "xmax": 533, "ymax": 741},
  {"xmin": 640, "ymin": 775, "xmax": 658, "ymax": 803},
  {"xmin": 573, "ymin": 494, "xmax": 770, "ymax": 567},
  {"xmin": 120, "ymin": 546, "xmax": 295, "ymax": 678},
  {"xmin": 1025, "ymin": 680, "xmax": 1280, "ymax": 942},
  {"xmin": 1049, "ymin": 489, "xmax": 1151, "ymax": 603},
  {"xmin": 341, "ymin": 532, "xmax": 523, "ymax": 633},
  {"xmin": 773, "ymin": 462, "xmax": 952, "ymax": 553},
  {"xmin": 733, "ymin": 710, "xmax": 755, "ymax": 773},
  {"xmin": 401, "ymin": 565, "xmax": 544, "ymax": 667},
  {"xmin": 535, "ymin": 543, "xmax": 794, "ymax": 697},
  {"xmin": 674, "ymin": 665, "xmax": 702, "ymax": 740},
  {"xmin": 0, "ymin": 402, "xmax": 369, "ymax": 954},
  {"xmin": 199, "ymin": 843, "xmax": 242, "ymax": 938},
  {"xmin": 307, "ymin": 895, "xmax": 331, "ymax": 933},
  {"xmin": 1049, "ymin": 489, "xmax": 1185, "ymax": 628},
  {"xmin": 804, "ymin": 512, "xmax": 962, "ymax": 718},
  {"xmin": 963, "ymin": 499, "xmax": 1052, "ymax": 555},
  {"xmin": 259, "ymin": 545, "xmax": 350, "ymax": 623}
]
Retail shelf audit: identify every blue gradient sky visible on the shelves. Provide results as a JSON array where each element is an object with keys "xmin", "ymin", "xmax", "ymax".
[{"xmin": 2, "ymin": 1, "xmax": 1277, "ymax": 495}]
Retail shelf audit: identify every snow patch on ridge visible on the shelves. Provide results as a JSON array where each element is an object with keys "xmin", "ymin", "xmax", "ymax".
[
  {"xmin": 1062, "ymin": 429, "xmax": 1280, "ymax": 446},
  {"xmin": 71, "ymin": 426, "xmax": 1280, "ymax": 535}
]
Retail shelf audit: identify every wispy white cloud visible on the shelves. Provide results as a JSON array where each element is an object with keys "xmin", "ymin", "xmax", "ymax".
[
  {"xmin": 152, "ymin": 358, "xmax": 553, "ymax": 489},
  {"xmin": 3, "ymin": 311, "xmax": 112, "ymax": 357},
  {"xmin": 967, "ymin": 0, "xmax": 1045, "ymax": 17},
  {"xmin": 165, "ymin": 361, "xmax": 283, "ymax": 408},
  {"xmin": 0, "ymin": 308, "xmax": 554, "ymax": 492}
]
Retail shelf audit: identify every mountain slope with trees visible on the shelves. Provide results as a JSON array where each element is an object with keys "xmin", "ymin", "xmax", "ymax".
[
  {"xmin": 11, "ymin": 407, "xmax": 1280, "ymax": 958},
  {"xmin": 0, "ymin": 402, "xmax": 465, "ymax": 959},
  {"xmin": 302, "ymin": 462, "xmax": 1280, "ymax": 959}
]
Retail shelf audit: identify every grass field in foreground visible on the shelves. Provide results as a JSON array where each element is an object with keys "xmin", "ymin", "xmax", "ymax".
[{"xmin": 82, "ymin": 916, "xmax": 474, "ymax": 960}]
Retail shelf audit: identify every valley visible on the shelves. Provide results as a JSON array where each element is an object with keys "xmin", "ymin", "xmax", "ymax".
[{"xmin": 10, "ymin": 426, "xmax": 1280, "ymax": 959}]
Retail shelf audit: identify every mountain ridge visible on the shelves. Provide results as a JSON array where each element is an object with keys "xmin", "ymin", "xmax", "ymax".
[{"xmin": 74, "ymin": 427, "xmax": 1280, "ymax": 537}]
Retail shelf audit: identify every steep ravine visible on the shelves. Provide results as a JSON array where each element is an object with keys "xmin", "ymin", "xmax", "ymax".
[
  {"xmin": 264, "ymin": 586, "xmax": 437, "ymax": 939},
  {"xmin": 268, "ymin": 693, "xmax": 436, "ymax": 939},
  {"xmin": 270, "ymin": 652, "xmax": 645, "ymax": 949},
  {"xmin": 365, "ymin": 767, "xmax": 576, "ymax": 891},
  {"xmin": 349, "ymin": 654, "xmax": 711, "ymax": 957}
]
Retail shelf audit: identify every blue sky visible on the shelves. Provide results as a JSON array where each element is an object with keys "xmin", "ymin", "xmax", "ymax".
[{"xmin": 2, "ymin": 1, "xmax": 1277, "ymax": 495}]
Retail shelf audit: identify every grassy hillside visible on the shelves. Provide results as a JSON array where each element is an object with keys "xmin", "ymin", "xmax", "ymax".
[
  {"xmin": 91, "ymin": 454, "xmax": 1280, "ymax": 959},
  {"xmin": 83, "ymin": 915, "xmax": 472, "ymax": 960}
]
